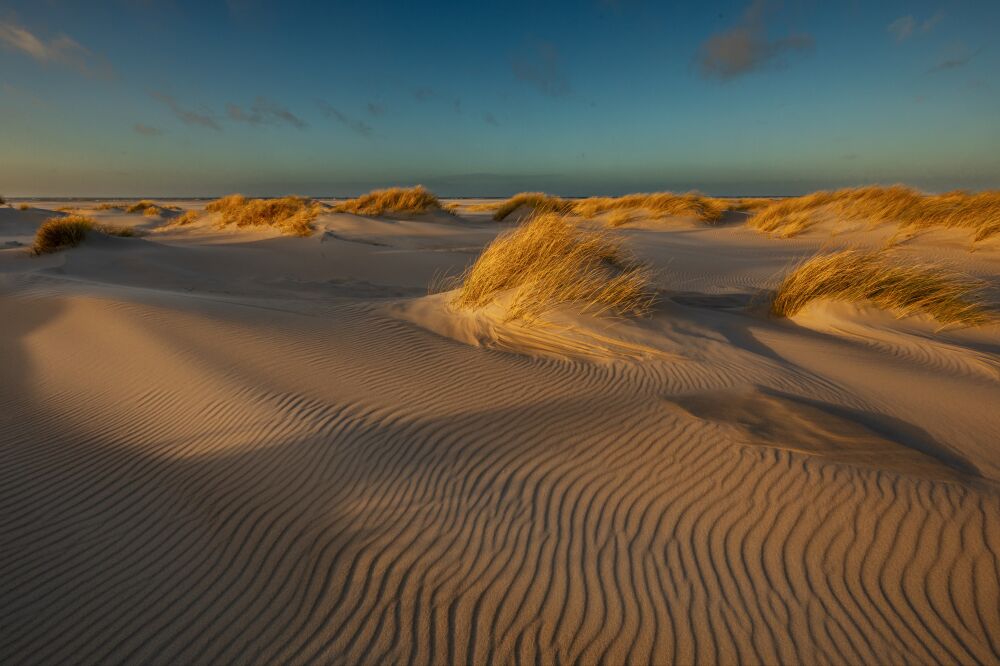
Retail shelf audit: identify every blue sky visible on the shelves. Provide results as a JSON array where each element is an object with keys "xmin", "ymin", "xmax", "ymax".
[{"xmin": 1, "ymin": 0, "xmax": 997, "ymax": 196}]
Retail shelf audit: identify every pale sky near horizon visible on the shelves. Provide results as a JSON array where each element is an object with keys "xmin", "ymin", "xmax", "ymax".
[{"xmin": 1, "ymin": 0, "xmax": 998, "ymax": 197}]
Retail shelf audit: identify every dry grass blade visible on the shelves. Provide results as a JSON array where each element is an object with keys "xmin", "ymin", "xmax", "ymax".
[
  {"xmin": 206, "ymin": 194, "xmax": 320, "ymax": 236},
  {"xmin": 32, "ymin": 215, "xmax": 136, "ymax": 254},
  {"xmin": 771, "ymin": 249, "xmax": 992, "ymax": 326},
  {"xmin": 452, "ymin": 212, "xmax": 656, "ymax": 321},
  {"xmin": 334, "ymin": 186, "xmax": 442, "ymax": 216},
  {"xmin": 749, "ymin": 185, "xmax": 1000, "ymax": 241}
]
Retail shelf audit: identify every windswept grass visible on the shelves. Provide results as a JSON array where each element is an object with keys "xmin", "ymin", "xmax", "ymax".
[
  {"xmin": 451, "ymin": 212, "xmax": 656, "ymax": 321},
  {"xmin": 334, "ymin": 186, "xmax": 442, "ymax": 216},
  {"xmin": 771, "ymin": 249, "xmax": 991, "ymax": 326},
  {"xmin": 573, "ymin": 192, "xmax": 729, "ymax": 222},
  {"xmin": 169, "ymin": 210, "xmax": 200, "ymax": 226},
  {"xmin": 492, "ymin": 193, "xmax": 574, "ymax": 221},
  {"xmin": 606, "ymin": 210, "xmax": 634, "ymax": 228},
  {"xmin": 491, "ymin": 191, "xmax": 730, "ymax": 224},
  {"xmin": 749, "ymin": 186, "xmax": 1000, "ymax": 241},
  {"xmin": 18, "ymin": 203, "xmax": 31, "ymax": 211},
  {"xmin": 205, "ymin": 194, "xmax": 321, "ymax": 236},
  {"xmin": 32, "ymin": 215, "xmax": 136, "ymax": 254}
]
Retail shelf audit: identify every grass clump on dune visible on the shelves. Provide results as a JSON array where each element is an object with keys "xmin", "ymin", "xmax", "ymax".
[
  {"xmin": 334, "ymin": 186, "xmax": 442, "ymax": 216},
  {"xmin": 573, "ymin": 192, "xmax": 728, "ymax": 223},
  {"xmin": 18, "ymin": 203, "xmax": 31, "ymax": 211},
  {"xmin": 749, "ymin": 185, "xmax": 1000, "ymax": 241},
  {"xmin": 32, "ymin": 215, "xmax": 135, "ymax": 254},
  {"xmin": 206, "ymin": 194, "xmax": 321, "ymax": 236},
  {"xmin": 492, "ymin": 193, "xmax": 574, "ymax": 221},
  {"xmin": 491, "ymin": 191, "xmax": 730, "ymax": 224},
  {"xmin": 771, "ymin": 249, "xmax": 991, "ymax": 326},
  {"xmin": 169, "ymin": 210, "xmax": 200, "ymax": 226},
  {"xmin": 451, "ymin": 212, "xmax": 656, "ymax": 321}
]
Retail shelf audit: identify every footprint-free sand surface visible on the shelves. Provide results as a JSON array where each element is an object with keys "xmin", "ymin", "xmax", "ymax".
[{"xmin": 2, "ymin": 201, "xmax": 999, "ymax": 664}]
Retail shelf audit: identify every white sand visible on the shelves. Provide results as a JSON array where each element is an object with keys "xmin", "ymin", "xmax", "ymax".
[{"xmin": 1, "ymin": 201, "xmax": 998, "ymax": 664}]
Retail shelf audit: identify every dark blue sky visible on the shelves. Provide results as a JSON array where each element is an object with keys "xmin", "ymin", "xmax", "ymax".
[{"xmin": 1, "ymin": 0, "xmax": 997, "ymax": 196}]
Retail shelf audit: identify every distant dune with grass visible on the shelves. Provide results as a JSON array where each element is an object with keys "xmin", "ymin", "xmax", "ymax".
[
  {"xmin": 748, "ymin": 185, "xmax": 1000, "ymax": 241},
  {"xmin": 206, "ymin": 195, "xmax": 321, "ymax": 236},
  {"xmin": 334, "ymin": 186, "xmax": 443, "ymax": 216},
  {"xmin": 32, "ymin": 215, "xmax": 136, "ymax": 254}
]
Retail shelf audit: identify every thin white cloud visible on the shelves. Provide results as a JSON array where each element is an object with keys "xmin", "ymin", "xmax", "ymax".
[
  {"xmin": 0, "ymin": 21, "xmax": 108, "ymax": 76},
  {"xmin": 888, "ymin": 12, "xmax": 943, "ymax": 42}
]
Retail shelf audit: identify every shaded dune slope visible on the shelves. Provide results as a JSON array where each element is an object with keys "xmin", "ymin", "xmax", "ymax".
[{"xmin": 1, "ymin": 275, "xmax": 998, "ymax": 665}]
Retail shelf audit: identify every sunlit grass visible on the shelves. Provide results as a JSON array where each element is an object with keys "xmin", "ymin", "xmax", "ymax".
[
  {"xmin": 491, "ymin": 191, "xmax": 730, "ymax": 224},
  {"xmin": 169, "ymin": 210, "xmax": 200, "ymax": 226},
  {"xmin": 205, "ymin": 194, "xmax": 321, "ymax": 236},
  {"xmin": 771, "ymin": 249, "xmax": 992, "ymax": 326},
  {"xmin": 492, "ymin": 193, "xmax": 574, "ymax": 221},
  {"xmin": 32, "ymin": 215, "xmax": 136, "ymax": 254},
  {"xmin": 451, "ymin": 212, "xmax": 656, "ymax": 321},
  {"xmin": 749, "ymin": 185, "xmax": 1000, "ymax": 241},
  {"xmin": 334, "ymin": 186, "xmax": 443, "ymax": 216}
]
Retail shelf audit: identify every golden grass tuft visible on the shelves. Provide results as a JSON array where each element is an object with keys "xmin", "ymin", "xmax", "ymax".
[
  {"xmin": 205, "ymin": 194, "xmax": 320, "ymax": 236},
  {"xmin": 492, "ymin": 191, "xmax": 730, "ymax": 223},
  {"xmin": 170, "ymin": 210, "xmax": 200, "ymax": 226},
  {"xmin": 18, "ymin": 203, "xmax": 31, "ymax": 211},
  {"xmin": 32, "ymin": 215, "xmax": 136, "ymax": 254},
  {"xmin": 573, "ymin": 192, "xmax": 728, "ymax": 222},
  {"xmin": 451, "ymin": 212, "xmax": 656, "ymax": 321},
  {"xmin": 771, "ymin": 249, "xmax": 992, "ymax": 326},
  {"xmin": 126, "ymin": 200, "xmax": 162, "ymax": 214},
  {"xmin": 749, "ymin": 186, "xmax": 1000, "ymax": 241},
  {"xmin": 492, "ymin": 193, "xmax": 574, "ymax": 221},
  {"xmin": 334, "ymin": 186, "xmax": 442, "ymax": 216}
]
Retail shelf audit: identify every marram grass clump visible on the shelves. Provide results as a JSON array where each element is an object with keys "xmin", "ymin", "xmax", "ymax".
[
  {"xmin": 492, "ymin": 193, "xmax": 574, "ymax": 221},
  {"xmin": 771, "ymin": 250, "xmax": 992, "ymax": 326},
  {"xmin": 749, "ymin": 185, "xmax": 1000, "ymax": 241},
  {"xmin": 491, "ymin": 191, "xmax": 730, "ymax": 224},
  {"xmin": 334, "ymin": 186, "xmax": 442, "ymax": 216},
  {"xmin": 206, "ymin": 195, "xmax": 321, "ymax": 236},
  {"xmin": 451, "ymin": 212, "xmax": 656, "ymax": 321},
  {"xmin": 32, "ymin": 215, "xmax": 136, "ymax": 254}
]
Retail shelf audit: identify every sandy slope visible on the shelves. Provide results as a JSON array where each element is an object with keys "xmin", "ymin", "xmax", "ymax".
[{"xmin": 1, "ymin": 202, "xmax": 999, "ymax": 664}]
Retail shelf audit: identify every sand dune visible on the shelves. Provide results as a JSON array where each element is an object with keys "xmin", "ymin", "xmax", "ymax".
[{"xmin": 1, "ymin": 202, "xmax": 998, "ymax": 664}]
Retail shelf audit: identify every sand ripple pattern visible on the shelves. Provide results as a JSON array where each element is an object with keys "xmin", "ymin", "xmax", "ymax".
[{"xmin": 1, "ymin": 288, "xmax": 998, "ymax": 665}]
